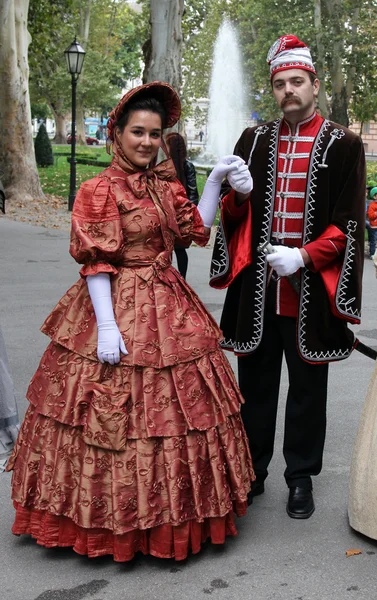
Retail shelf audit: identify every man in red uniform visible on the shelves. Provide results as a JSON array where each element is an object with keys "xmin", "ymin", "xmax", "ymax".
[{"xmin": 210, "ymin": 35, "xmax": 365, "ymax": 519}]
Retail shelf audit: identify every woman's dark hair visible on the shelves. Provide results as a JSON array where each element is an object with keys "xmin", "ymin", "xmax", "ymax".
[
  {"xmin": 116, "ymin": 96, "xmax": 167, "ymax": 132},
  {"xmin": 165, "ymin": 132, "xmax": 187, "ymax": 189}
]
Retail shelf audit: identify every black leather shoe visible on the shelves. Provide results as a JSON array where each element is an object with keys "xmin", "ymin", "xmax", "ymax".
[
  {"xmin": 286, "ymin": 487, "xmax": 315, "ymax": 519},
  {"xmin": 247, "ymin": 481, "xmax": 265, "ymax": 506}
]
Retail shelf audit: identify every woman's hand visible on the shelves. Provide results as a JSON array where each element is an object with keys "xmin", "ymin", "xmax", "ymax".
[
  {"xmin": 86, "ymin": 273, "xmax": 128, "ymax": 365},
  {"xmin": 97, "ymin": 320, "xmax": 128, "ymax": 365},
  {"xmin": 198, "ymin": 156, "xmax": 242, "ymax": 228}
]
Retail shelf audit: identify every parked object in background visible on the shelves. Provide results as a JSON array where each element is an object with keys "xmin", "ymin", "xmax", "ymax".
[
  {"xmin": 67, "ymin": 135, "xmax": 99, "ymax": 146},
  {"xmin": 0, "ymin": 177, "xmax": 5, "ymax": 213}
]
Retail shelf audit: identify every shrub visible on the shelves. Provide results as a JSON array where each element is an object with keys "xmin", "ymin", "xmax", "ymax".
[
  {"xmin": 188, "ymin": 147, "xmax": 201, "ymax": 160},
  {"xmin": 35, "ymin": 123, "xmax": 54, "ymax": 167}
]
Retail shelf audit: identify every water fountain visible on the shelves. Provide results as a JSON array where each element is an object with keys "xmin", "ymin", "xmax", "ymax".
[{"xmin": 194, "ymin": 20, "xmax": 249, "ymax": 169}]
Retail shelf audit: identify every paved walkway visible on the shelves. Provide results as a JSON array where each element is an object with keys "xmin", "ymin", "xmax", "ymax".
[{"xmin": 1, "ymin": 218, "xmax": 377, "ymax": 600}]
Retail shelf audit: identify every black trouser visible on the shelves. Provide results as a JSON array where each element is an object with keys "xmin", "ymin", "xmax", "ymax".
[
  {"xmin": 174, "ymin": 246, "xmax": 188, "ymax": 279},
  {"xmin": 238, "ymin": 299, "xmax": 329, "ymax": 490}
]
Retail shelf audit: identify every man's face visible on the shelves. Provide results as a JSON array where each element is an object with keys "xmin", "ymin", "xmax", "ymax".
[{"xmin": 271, "ymin": 69, "xmax": 319, "ymax": 120}]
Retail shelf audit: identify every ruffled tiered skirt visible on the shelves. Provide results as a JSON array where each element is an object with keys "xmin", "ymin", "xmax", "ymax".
[{"xmin": 7, "ymin": 265, "xmax": 253, "ymax": 561}]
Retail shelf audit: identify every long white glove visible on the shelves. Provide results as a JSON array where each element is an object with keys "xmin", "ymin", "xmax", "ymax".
[
  {"xmin": 227, "ymin": 162, "xmax": 253, "ymax": 195},
  {"xmin": 266, "ymin": 246, "xmax": 304, "ymax": 277},
  {"xmin": 197, "ymin": 155, "xmax": 242, "ymax": 227},
  {"xmin": 86, "ymin": 273, "xmax": 128, "ymax": 365}
]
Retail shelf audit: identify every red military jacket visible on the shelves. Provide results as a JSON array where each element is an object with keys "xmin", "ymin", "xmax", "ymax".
[{"xmin": 210, "ymin": 117, "xmax": 366, "ymax": 363}]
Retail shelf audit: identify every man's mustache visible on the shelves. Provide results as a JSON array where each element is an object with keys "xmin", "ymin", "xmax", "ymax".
[{"xmin": 282, "ymin": 96, "xmax": 302, "ymax": 107}]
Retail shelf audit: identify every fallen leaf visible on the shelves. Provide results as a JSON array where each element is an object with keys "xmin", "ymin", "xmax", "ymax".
[{"xmin": 346, "ymin": 548, "xmax": 362, "ymax": 557}]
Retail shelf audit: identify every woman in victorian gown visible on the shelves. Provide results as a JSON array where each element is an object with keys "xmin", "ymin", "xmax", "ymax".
[{"xmin": 7, "ymin": 82, "xmax": 254, "ymax": 561}]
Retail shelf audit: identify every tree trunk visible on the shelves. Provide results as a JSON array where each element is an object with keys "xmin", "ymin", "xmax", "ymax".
[
  {"xmin": 51, "ymin": 107, "xmax": 67, "ymax": 145},
  {"xmin": 345, "ymin": 8, "xmax": 360, "ymax": 106},
  {"xmin": 324, "ymin": 0, "xmax": 349, "ymax": 126},
  {"xmin": 329, "ymin": 42, "xmax": 349, "ymax": 127},
  {"xmin": 145, "ymin": 0, "xmax": 184, "ymax": 93},
  {"xmin": 76, "ymin": 103, "xmax": 86, "ymax": 145},
  {"xmin": 0, "ymin": 0, "xmax": 44, "ymax": 202},
  {"xmin": 313, "ymin": 0, "xmax": 329, "ymax": 118},
  {"xmin": 76, "ymin": 0, "xmax": 92, "ymax": 146}
]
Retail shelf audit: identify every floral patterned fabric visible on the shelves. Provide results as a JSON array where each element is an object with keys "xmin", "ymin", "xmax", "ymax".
[{"xmin": 8, "ymin": 160, "xmax": 254, "ymax": 561}]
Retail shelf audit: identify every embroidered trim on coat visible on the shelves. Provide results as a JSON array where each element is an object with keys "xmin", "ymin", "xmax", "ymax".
[
  {"xmin": 298, "ymin": 120, "xmax": 353, "ymax": 361},
  {"xmin": 335, "ymin": 220, "xmax": 361, "ymax": 319},
  {"xmin": 209, "ymin": 218, "xmax": 229, "ymax": 281},
  {"xmin": 227, "ymin": 120, "xmax": 280, "ymax": 353}
]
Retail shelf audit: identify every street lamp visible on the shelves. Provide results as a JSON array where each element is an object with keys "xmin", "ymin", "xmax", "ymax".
[{"xmin": 64, "ymin": 38, "xmax": 86, "ymax": 211}]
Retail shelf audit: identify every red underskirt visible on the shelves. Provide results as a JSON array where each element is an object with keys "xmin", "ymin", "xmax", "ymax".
[{"xmin": 12, "ymin": 502, "xmax": 240, "ymax": 562}]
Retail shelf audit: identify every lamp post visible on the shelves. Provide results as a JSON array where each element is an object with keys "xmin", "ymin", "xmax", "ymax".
[{"xmin": 64, "ymin": 38, "xmax": 86, "ymax": 211}]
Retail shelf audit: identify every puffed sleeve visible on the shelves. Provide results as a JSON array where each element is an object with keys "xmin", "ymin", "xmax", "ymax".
[
  {"xmin": 172, "ymin": 180, "xmax": 210, "ymax": 247},
  {"xmin": 69, "ymin": 177, "xmax": 124, "ymax": 277}
]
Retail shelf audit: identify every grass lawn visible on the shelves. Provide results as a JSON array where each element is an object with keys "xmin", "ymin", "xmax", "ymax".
[{"xmin": 38, "ymin": 145, "xmax": 111, "ymax": 197}]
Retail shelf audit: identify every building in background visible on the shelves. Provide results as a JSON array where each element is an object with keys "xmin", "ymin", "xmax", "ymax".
[{"xmin": 349, "ymin": 121, "xmax": 377, "ymax": 156}]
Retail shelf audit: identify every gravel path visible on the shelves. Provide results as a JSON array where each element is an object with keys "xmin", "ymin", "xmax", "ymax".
[{"xmin": 1, "ymin": 194, "xmax": 71, "ymax": 231}]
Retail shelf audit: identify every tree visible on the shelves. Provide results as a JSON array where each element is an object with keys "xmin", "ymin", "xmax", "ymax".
[
  {"xmin": 74, "ymin": 0, "xmax": 144, "ymax": 142},
  {"xmin": 181, "ymin": 0, "xmax": 234, "ymax": 118},
  {"xmin": 28, "ymin": 0, "xmax": 144, "ymax": 145},
  {"xmin": 180, "ymin": 0, "xmax": 377, "ymax": 127},
  {"xmin": 28, "ymin": 0, "xmax": 77, "ymax": 144},
  {"xmin": 233, "ymin": 0, "xmax": 377, "ymax": 126},
  {"xmin": 75, "ymin": 0, "xmax": 92, "ymax": 145},
  {"xmin": 34, "ymin": 123, "xmax": 54, "ymax": 167},
  {"xmin": 0, "ymin": 0, "xmax": 44, "ymax": 202},
  {"xmin": 144, "ymin": 0, "xmax": 184, "ymax": 92}
]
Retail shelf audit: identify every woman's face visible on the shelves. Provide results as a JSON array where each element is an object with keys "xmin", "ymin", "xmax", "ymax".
[{"xmin": 117, "ymin": 110, "xmax": 162, "ymax": 168}]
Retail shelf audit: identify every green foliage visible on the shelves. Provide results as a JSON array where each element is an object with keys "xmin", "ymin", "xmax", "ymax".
[
  {"xmin": 181, "ymin": 0, "xmax": 231, "ymax": 117},
  {"xmin": 31, "ymin": 103, "xmax": 52, "ymax": 121},
  {"xmin": 28, "ymin": 0, "xmax": 144, "ymax": 120},
  {"xmin": 35, "ymin": 124, "xmax": 54, "ymax": 167},
  {"xmin": 367, "ymin": 162, "xmax": 377, "ymax": 187},
  {"xmin": 28, "ymin": 0, "xmax": 77, "ymax": 116},
  {"xmin": 180, "ymin": 0, "xmax": 377, "ymax": 126},
  {"xmin": 187, "ymin": 147, "xmax": 201, "ymax": 160}
]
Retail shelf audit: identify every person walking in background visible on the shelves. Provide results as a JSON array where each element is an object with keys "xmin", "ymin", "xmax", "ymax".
[
  {"xmin": 0, "ymin": 325, "xmax": 20, "ymax": 473},
  {"xmin": 367, "ymin": 187, "xmax": 377, "ymax": 258},
  {"xmin": 165, "ymin": 132, "xmax": 199, "ymax": 279},
  {"xmin": 6, "ymin": 81, "xmax": 253, "ymax": 562},
  {"xmin": 210, "ymin": 34, "xmax": 365, "ymax": 520}
]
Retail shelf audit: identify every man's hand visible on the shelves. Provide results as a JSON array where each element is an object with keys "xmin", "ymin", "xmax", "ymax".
[
  {"xmin": 227, "ymin": 162, "xmax": 253, "ymax": 195},
  {"xmin": 266, "ymin": 246, "xmax": 304, "ymax": 276},
  {"xmin": 208, "ymin": 155, "xmax": 244, "ymax": 183}
]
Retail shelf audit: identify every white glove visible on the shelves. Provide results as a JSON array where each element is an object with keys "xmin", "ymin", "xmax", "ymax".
[
  {"xmin": 197, "ymin": 155, "xmax": 242, "ymax": 227},
  {"xmin": 227, "ymin": 162, "xmax": 253, "ymax": 195},
  {"xmin": 266, "ymin": 246, "xmax": 304, "ymax": 277},
  {"xmin": 87, "ymin": 273, "xmax": 128, "ymax": 364}
]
